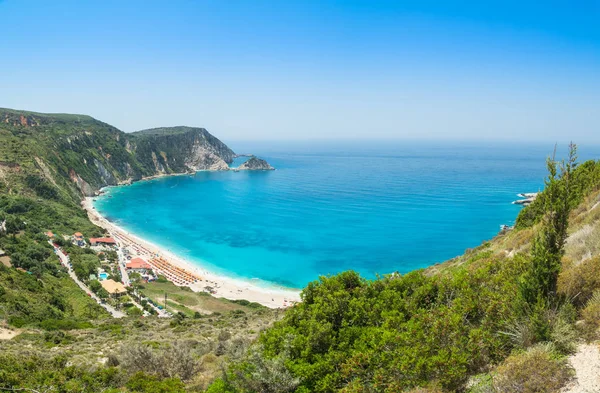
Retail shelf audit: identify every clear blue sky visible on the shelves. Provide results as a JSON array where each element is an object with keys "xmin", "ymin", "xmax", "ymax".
[{"xmin": 1, "ymin": 0, "xmax": 599, "ymax": 142}]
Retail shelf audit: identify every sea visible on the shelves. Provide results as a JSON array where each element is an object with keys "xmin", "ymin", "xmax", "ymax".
[{"xmin": 93, "ymin": 141, "xmax": 599, "ymax": 289}]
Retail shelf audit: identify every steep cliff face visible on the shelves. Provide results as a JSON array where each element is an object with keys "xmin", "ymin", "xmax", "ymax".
[
  {"xmin": 0, "ymin": 108, "xmax": 270, "ymax": 199},
  {"xmin": 130, "ymin": 126, "xmax": 235, "ymax": 172}
]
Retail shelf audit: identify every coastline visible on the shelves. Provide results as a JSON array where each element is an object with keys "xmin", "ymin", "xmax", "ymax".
[{"xmin": 82, "ymin": 195, "xmax": 301, "ymax": 309}]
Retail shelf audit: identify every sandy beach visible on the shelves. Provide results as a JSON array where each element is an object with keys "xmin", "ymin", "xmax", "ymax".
[{"xmin": 82, "ymin": 197, "xmax": 301, "ymax": 308}]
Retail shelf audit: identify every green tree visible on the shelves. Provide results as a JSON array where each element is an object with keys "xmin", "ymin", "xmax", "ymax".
[
  {"xmin": 520, "ymin": 144, "xmax": 577, "ymax": 306},
  {"xmin": 88, "ymin": 279, "xmax": 102, "ymax": 294},
  {"xmin": 518, "ymin": 144, "xmax": 578, "ymax": 342},
  {"xmin": 4, "ymin": 215, "xmax": 24, "ymax": 235}
]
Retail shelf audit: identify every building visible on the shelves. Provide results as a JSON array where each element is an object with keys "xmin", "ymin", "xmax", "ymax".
[
  {"xmin": 100, "ymin": 279, "xmax": 127, "ymax": 297},
  {"xmin": 90, "ymin": 237, "xmax": 117, "ymax": 247},
  {"xmin": 126, "ymin": 257, "xmax": 152, "ymax": 274},
  {"xmin": 45, "ymin": 231, "xmax": 54, "ymax": 238},
  {"xmin": 73, "ymin": 232, "xmax": 85, "ymax": 247}
]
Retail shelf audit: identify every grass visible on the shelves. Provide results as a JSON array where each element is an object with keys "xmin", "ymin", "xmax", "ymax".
[
  {"xmin": 140, "ymin": 280, "xmax": 260, "ymax": 317},
  {"xmin": 61, "ymin": 276, "xmax": 109, "ymax": 320}
]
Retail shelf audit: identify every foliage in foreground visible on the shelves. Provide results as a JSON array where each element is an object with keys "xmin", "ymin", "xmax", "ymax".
[
  {"xmin": 2, "ymin": 117, "xmax": 600, "ymax": 393},
  {"xmin": 0, "ymin": 353, "xmax": 187, "ymax": 393},
  {"xmin": 209, "ymin": 146, "xmax": 597, "ymax": 392}
]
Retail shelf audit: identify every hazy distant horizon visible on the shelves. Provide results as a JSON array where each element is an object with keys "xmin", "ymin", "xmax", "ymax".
[
  {"xmin": 1, "ymin": 103, "xmax": 597, "ymax": 147},
  {"xmin": 1, "ymin": 1, "xmax": 599, "ymax": 142}
]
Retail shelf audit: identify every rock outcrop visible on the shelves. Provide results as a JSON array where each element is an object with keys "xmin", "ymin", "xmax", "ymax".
[
  {"xmin": 237, "ymin": 157, "xmax": 274, "ymax": 171},
  {"xmin": 131, "ymin": 126, "xmax": 235, "ymax": 172}
]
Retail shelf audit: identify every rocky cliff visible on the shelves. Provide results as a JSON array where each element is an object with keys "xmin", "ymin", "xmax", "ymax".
[
  {"xmin": 131, "ymin": 127, "xmax": 235, "ymax": 173},
  {"xmin": 0, "ymin": 108, "xmax": 272, "ymax": 199}
]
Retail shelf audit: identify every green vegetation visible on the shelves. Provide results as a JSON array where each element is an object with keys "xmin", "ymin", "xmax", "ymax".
[
  {"xmin": 140, "ymin": 279, "xmax": 264, "ymax": 316},
  {"xmin": 515, "ymin": 148, "xmax": 600, "ymax": 229},
  {"xmin": 0, "ymin": 310, "xmax": 278, "ymax": 391},
  {"xmin": 0, "ymin": 108, "xmax": 273, "ymax": 391},
  {"xmin": 0, "ymin": 262, "xmax": 107, "ymax": 328},
  {"xmin": 2, "ymin": 107, "xmax": 600, "ymax": 392},
  {"xmin": 132, "ymin": 126, "xmax": 211, "ymax": 136},
  {"xmin": 0, "ymin": 353, "xmax": 187, "ymax": 393},
  {"xmin": 207, "ymin": 146, "xmax": 600, "ymax": 393}
]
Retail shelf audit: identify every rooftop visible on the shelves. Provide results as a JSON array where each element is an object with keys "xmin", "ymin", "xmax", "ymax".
[
  {"xmin": 126, "ymin": 257, "xmax": 152, "ymax": 270},
  {"xmin": 90, "ymin": 237, "xmax": 116, "ymax": 244},
  {"xmin": 101, "ymin": 279, "xmax": 127, "ymax": 294}
]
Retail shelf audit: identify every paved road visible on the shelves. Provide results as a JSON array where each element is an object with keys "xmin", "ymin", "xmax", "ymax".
[
  {"xmin": 116, "ymin": 247, "xmax": 130, "ymax": 286},
  {"xmin": 50, "ymin": 242, "xmax": 125, "ymax": 318}
]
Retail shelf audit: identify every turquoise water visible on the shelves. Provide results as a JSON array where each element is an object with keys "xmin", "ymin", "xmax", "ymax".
[
  {"xmin": 94, "ymin": 141, "xmax": 599, "ymax": 289},
  {"xmin": 229, "ymin": 156, "xmax": 251, "ymax": 168},
  {"xmin": 99, "ymin": 272, "xmax": 109, "ymax": 281}
]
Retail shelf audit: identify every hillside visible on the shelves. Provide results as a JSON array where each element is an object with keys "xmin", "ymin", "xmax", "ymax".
[
  {"xmin": 0, "ymin": 108, "xmax": 254, "ymax": 199},
  {"xmin": 1, "ymin": 110, "xmax": 600, "ymax": 393}
]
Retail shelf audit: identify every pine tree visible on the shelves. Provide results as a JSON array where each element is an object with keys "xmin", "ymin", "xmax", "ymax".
[{"xmin": 518, "ymin": 143, "xmax": 577, "ymax": 339}]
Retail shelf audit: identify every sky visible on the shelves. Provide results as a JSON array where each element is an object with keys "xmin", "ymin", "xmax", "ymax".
[{"xmin": 0, "ymin": 0, "xmax": 599, "ymax": 142}]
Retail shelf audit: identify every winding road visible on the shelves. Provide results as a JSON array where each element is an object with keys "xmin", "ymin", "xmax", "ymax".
[{"xmin": 50, "ymin": 242, "xmax": 125, "ymax": 318}]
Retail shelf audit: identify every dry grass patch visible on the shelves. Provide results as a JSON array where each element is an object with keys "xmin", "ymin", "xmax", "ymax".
[
  {"xmin": 493, "ymin": 344, "xmax": 573, "ymax": 393},
  {"xmin": 558, "ymin": 256, "xmax": 600, "ymax": 307}
]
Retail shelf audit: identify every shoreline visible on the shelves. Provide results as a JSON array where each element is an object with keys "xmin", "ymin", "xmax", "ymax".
[{"xmin": 82, "ymin": 196, "xmax": 301, "ymax": 309}]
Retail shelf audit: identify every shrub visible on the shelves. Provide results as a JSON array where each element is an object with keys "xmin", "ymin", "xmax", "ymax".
[
  {"xmin": 581, "ymin": 291, "xmax": 600, "ymax": 339},
  {"xmin": 120, "ymin": 341, "xmax": 200, "ymax": 381},
  {"xmin": 126, "ymin": 307, "xmax": 143, "ymax": 317},
  {"xmin": 558, "ymin": 255, "xmax": 600, "ymax": 306},
  {"xmin": 550, "ymin": 316, "xmax": 578, "ymax": 354},
  {"xmin": 227, "ymin": 346, "xmax": 299, "ymax": 393},
  {"xmin": 466, "ymin": 374, "xmax": 494, "ymax": 393},
  {"xmin": 39, "ymin": 318, "xmax": 93, "ymax": 331},
  {"xmin": 493, "ymin": 343, "xmax": 573, "ymax": 393},
  {"xmin": 126, "ymin": 372, "xmax": 186, "ymax": 393}
]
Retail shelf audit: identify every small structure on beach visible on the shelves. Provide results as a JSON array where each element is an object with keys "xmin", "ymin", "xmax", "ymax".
[
  {"xmin": 101, "ymin": 279, "xmax": 127, "ymax": 297},
  {"xmin": 90, "ymin": 237, "xmax": 117, "ymax": 247},
  {"xmin": 126, "ymin": 257, "xmax": 152, "ymax": 274}
]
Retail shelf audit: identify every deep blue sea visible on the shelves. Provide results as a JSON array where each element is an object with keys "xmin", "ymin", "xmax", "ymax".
[{"xmin": 93, "ymin": 141, "xmax": 599, "ymax": 289}]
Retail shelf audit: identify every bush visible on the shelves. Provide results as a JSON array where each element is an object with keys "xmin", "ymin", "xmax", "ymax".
[
  {"xmin": 466, "ymin": 374, "xmax": 494, "ymax": 393},
  {"xmin": 493, "ymin": 343, "xmax": 573, "ymax": 393},
  {"xmin": 581, "ymin": 291, "xmax": 600, "ymax": 339},
  {"xmin": 558, "ymin": 255, "xmax": 600, "ymax": 306},
  {"xmin": 120, "ymin": 341, "xmax": 200, "ymax": 381},
  {"xmin": 39, "ymin": 318, "xmax": 93, "ymax": 331},
  {"xmin": 125, "ymin": 372, "xmax": 186, "ymax": 393},
  {"xmin": 126, "ymin": 307, "xmax": 143, "ymax": 317}
]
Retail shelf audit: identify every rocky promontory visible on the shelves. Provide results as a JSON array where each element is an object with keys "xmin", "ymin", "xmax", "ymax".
[
  {"xmin": 0, "ymin": 107, "xmax": 274, "ymax": 198},
  {"xmin": 237, "ymin": 157, "xmax": 275, "ymax": 171}
]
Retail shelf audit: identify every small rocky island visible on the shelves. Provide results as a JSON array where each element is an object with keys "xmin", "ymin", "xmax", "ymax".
[
  {"xmin": 237, "ymin": 157, "xmax": 275, "ymax": 171},
  {"xmin": 513, "ymin": 192, "xmax": 538, "ymax": 206}
]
